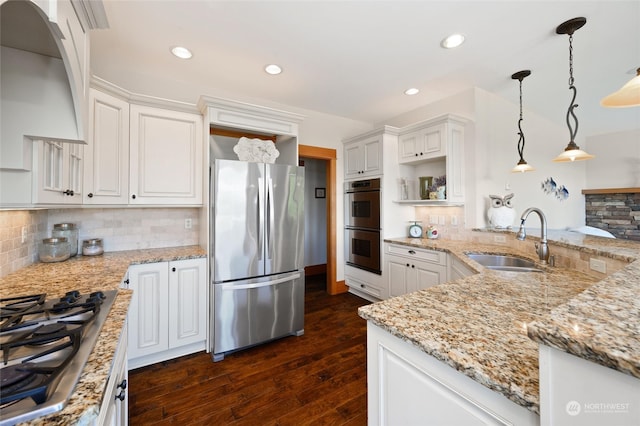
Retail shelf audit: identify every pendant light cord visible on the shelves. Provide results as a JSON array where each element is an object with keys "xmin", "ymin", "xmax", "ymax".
[
  {"xmin": 566, "ymin": 33, "xmax": 579, "ymax": 145},
  {"xmin": 517, "ymin": 78, "xmax": 526, "ymax": 160}
]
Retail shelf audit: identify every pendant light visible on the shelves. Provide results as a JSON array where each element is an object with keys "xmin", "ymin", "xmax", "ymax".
[
  {"xmin": 601, "ymin": 67, "xmax": 640, "ymax": 107},
  {"xmin": 511, "ymin": 70, "xmax": 535, "ymax": 173},
  {"xmin": 553, "ymin": 17, "xmax": 594, "ymax": 163}
]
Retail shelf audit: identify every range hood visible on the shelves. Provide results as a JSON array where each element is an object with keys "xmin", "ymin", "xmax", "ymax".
[{"xmin": 0, "ymin": 1, "xmax": 84, "ymax": 171}]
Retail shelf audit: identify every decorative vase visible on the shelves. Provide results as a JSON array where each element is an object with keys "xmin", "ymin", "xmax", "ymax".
[
  {"xmin": 437, "ymin": 186, "xmax": 446, "ymax": 200},
  {"xmin": 429, "ymin": 191, "xmax": 438, "ymax": 200},
  {"xmin": 419, "ymin": 176, "xmax": 433, "ymax": 200}
]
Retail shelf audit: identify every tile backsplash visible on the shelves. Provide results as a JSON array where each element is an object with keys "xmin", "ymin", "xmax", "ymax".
[
  {"xmin": 0, "ymin": 210, "xmax": 48, "ymax": 278},
  {"xmin": 1, "ymin": 208, "xmax": 200, "ymax": 278}
]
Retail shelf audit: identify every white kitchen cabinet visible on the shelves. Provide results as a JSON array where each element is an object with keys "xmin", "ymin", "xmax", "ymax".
[
  {"xmin": 125, "ymin": 258, "xmax": 207, "ymax": 369},
  {"xmin": 398, "ymin": 123, "xmax": 446, "ymax": 163},
  {"xmin": 343, "ymin": 135, "xmax": 382, "ymax": 180},
  {"xmin": 367, "ymin": 322, "xmax": 539, "ymax": 426},
  {"xmin": 345, "ymin": 264, "xmax": 387, "ymax": 302},
  {"xmin": 386, "ymin": 243, "xmax": 447, "ymax": 297},
  {"xmin": 396, "ymin": 114, "xmax": 467, "ymax": 204},
  {"xmin": 84, "ymin": 89, "xmax": 130, "ymax": 204},
  {"xmin": 97, "ymin": 320, "xmax": 128, "ymax": 426},
  {"xmin": 538, "ymin": 345, "xmax": 640, "ymax": 426},
  {"xmin": 31, "ymin": 139, "xmax": 83, "ymax": 204},
  {"xmin": 129, "ymin": 104, "xmax": 203, "ymax": 205},
  {"xmin": 449, "ymin": 254, "xmax": 476, "ymax": 281}
]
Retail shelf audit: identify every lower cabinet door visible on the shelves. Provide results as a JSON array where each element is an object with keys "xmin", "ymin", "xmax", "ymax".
[
  {"xmin": 168, "ymin": 258, "xmax": 207, "ymax": 348},
  {"xmin": 415, "ymin": 261, "xmax": 447, "ymax": 291},
  {"xmin": 127, "ymin": 263, "xmax": 169, "ymax": 359}
]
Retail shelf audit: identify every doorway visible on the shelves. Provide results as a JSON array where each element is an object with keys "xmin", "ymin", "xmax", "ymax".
[{"xmin": 299, "ymin": 145, "xmax": 346, "ymax": 295}]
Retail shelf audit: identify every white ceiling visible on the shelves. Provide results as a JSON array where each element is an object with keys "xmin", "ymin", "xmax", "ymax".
[{"xmin": 90, "ymin": 0, "xmax": 640, "ymax": 137}]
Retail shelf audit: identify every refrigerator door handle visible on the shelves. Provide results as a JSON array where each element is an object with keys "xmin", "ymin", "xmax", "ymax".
[
  {"xmin": 257, "ymin": 176, "xmax": 265, "ymax": 261},
  {"xmin": 266, "ymin": 176, "xmax": 275, "ymax": 261},
  {"xmin": 218, "ymin": 273, "xmax": 301, "ymax": 290}
]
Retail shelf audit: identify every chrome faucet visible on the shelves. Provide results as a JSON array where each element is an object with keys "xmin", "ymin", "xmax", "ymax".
[{"xmin": 516, "ymin": 207, "xmax": 550, "ymax": 264}]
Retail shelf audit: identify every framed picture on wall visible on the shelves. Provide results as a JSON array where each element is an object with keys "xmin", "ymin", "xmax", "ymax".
[{"xmin": 315, "ymin": 188, "xmax": 326, "ymax": 199}]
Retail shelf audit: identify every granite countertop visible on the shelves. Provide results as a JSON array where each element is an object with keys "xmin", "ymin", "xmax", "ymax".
[
  {"xmin": 0, "ymin": 245, "xmax": 206, "ymax": 425},
  {"xmin": 358, "ymin": 232, "xmax": 640, "ymax": 414}
]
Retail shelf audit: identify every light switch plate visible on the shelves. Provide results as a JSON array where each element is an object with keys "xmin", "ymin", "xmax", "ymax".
[{"xmin": 589, "ymin": 258, "xmax": 606, "ymax": 274}]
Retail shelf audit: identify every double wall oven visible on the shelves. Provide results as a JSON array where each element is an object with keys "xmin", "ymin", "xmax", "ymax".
[{"xmin": 345, "ymin": 178, "xmax": 381, "ymax": 274}]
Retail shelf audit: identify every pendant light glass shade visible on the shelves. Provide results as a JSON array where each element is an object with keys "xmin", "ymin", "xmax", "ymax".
[
  {"xmin": 510, "ymin": 70, "xmax": 535, "ymax": 173},
  {"xmin": 552, "ymin": 142, "xmax": 595, "ymax": 162},
  {"xmin": 512, "ymin": 160, "xmax": 535, "ymax": 172},
  {"xmin": 554, "ymin": 17, "xmax": 594, "ymax": 163},
  {"xmin": 601, "ymin": 68, "xmax": 640, "ymax": 107}
]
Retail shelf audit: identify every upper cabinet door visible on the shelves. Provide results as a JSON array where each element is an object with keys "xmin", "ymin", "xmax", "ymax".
[
  {"xmin": 31, "ymin": 139, "xmax": 83, "ymax": 205},
  {"xmin": 84, "ymin": 89, "xmax": 130, "ymax": 205},
  {"xmin": 129, "ymin": 105, "xmax": 203, "ymax": 205},
  {"xmin": 344, "ymin": 136, "xmax": 382, "ymax": 180}
]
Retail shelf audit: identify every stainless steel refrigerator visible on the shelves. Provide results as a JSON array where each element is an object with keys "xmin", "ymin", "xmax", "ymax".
[{"xmin": 210, "ymin": 159, "xmax": 305, "ymax": 361}]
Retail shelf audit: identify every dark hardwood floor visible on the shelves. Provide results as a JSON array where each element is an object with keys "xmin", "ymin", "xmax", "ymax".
[{"xmin": 128, "ymin": 275, "xmax": 371, "ymax": 425}]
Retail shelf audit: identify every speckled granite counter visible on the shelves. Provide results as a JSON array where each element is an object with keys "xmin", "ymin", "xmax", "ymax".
[
  {"xmin": 358, "ymin": 232, "xmax": 640, "ymax": 414},
  {"xmin": 0, "ymin": 245, "xmax": 206, "ymax": 425}
]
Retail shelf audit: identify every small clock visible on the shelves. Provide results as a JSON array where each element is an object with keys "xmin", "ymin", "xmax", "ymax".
[{"xmin": 408, "ymin": 221, "xmax": 423, "ymax": 238}]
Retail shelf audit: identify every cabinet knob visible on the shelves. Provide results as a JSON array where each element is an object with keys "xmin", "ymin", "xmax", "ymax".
[
  {"xmin": 360, "ymin": 284, "xmax": 365, "ymax": 288},
  {"xmin": 131, "ymin": 194, "xmax": 136, "ymax": 199},
  {"xmin": 415, "ymin": 153, "xmax": 418, "ymax": 156},
  {"xmin": 63, "ymin": 189, "xmax": 74, "ymax": 196},
  {"xmin": 87, "ymin": 192, "xmax": 94, "ymax": 198},
  {"xmin": 408, "ymin": 250, "xmax": 416, "ymax": 255},
  {"xmin": 172, "ymin": 267, "xmax": 176, "ymax": 272},
  {"xmin": 420, "ymin": 152, "xmax": 424, "ymax": 156},
  {"xmin": 118, "ymin": 379, "xmax": 127, "ymax": 390},
  {"xmin": 115, "ymin": 390, "xmax": 126, "ymax": 401},
  {"xmin": 411, "ymin": 264, "xmax": 415, "ymax": 268},
  {"xmin": 124, "ymin": 279, "xmax": 130, "ymax": 285},
  {"xmin": 406, "ymin": 263, "xmax": 410, "ymax": 267}
]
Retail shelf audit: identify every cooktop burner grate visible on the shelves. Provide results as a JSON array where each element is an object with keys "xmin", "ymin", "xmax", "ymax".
[{"xmin": 0, "ymin": 289, "xmax": 118, "ymax": 426}]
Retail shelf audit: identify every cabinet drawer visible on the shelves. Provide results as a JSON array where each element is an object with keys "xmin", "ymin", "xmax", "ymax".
[
  {"xmin": 386, "ymin": 244, "xmax": 446, "ymax": 265},
  {"xmin": 346, "ymin": 276, "xmax": 382, "ymax": 298}
]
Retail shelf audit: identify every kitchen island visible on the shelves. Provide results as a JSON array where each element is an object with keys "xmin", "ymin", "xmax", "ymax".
[
  {"xmin": 0, "ymin": 245, "xmax": 206, "ymax": 425},
  {"xmin": 358, "ymin": 231, "xmax": 639, "ymax": 425}
]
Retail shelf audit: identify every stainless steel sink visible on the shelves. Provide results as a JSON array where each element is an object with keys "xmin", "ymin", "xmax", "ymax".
[{"xmin": 466, "ymin": 253, "xmax": 544, "ymax": 273}]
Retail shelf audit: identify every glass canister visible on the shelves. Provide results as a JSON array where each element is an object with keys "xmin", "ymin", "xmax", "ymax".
[
  {"xmin": 82, "ymin": 238, "xmax": 104, "ymax": 256},
  {"xmin": 39, "ymin": 237, "xmax": 71, "ymax": 263},
  {"xmin": 52, "ymin": 223, "xmax": 79, "ymax": 257}
]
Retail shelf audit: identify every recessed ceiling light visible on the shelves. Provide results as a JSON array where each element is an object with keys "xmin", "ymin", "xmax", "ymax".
[
  {"xmin": 171, "ymin": 46, "xmax": 193, "ymax": 59},
  {"xmin": 265, "ymin": 64, "xmax": 282, "ymax": 75},
  {"xmin": 441, "ymin": 33, "xmax": 465, "ymax": 49},
  {"xmin": 404, "ymin": 88, "xmax": 420, "ymax": 95}
]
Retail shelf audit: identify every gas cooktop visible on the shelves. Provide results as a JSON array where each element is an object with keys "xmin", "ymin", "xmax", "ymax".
[{"xmin": 0, "ymin": 289, "xmax": 117, "ymax": 425}]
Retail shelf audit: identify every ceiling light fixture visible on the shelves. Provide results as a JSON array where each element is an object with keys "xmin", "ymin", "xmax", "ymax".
[
  {"xmin": 511, "ymin": 70, "xmax": 535, "ymax": 173},
  {"xmin": 601, "ymin": 67, "xmax": 640, "ymax": 107},
  {"xmin": 553, "ymin": 17, "xmax": 594, "ymax": 163},
  {"xmin": 404, "ymin": 88, "xmax": 419, "ymax": 95},
  {"xmin": 265, "ymin": 64, "xmax": 282, "ymax": 75},
  {"xmin": 170, "ymin": 46, "xmax": 193, "ymax": 59},
  {"xmin": 441, "ymin": 33, "xmax": 465, "ymax": 49}
]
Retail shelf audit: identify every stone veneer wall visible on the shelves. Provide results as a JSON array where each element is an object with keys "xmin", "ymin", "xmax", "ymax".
[{"xmin": 585, "ymin": 192, "xmax": 640, "ymax": 241}]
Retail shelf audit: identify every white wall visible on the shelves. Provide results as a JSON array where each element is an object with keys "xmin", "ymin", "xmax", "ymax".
[
  {"xmin": 302, "ymin": 158, "xmax": 327, "ymax": 266},
  {"xmin": 585, "ymin": 129, "xmax": 640, "ymax": 189}
]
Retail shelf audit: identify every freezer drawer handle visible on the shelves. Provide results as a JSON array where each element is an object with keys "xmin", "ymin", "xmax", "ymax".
[{"xmin": 219, "ymin": 273, "xmax": 301, "ymax": 291}]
